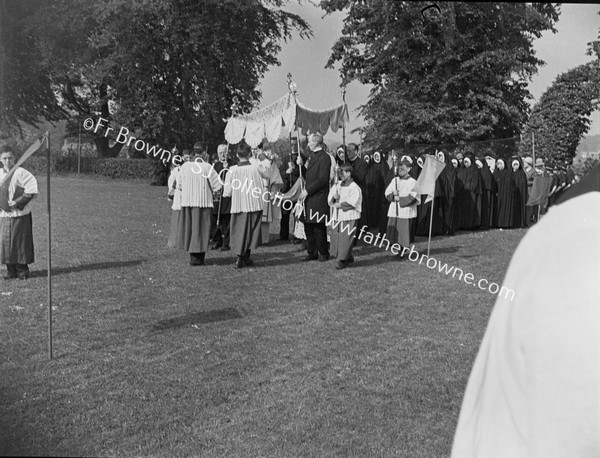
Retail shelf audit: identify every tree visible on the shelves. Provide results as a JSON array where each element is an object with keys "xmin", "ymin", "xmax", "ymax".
[
  {"xmin": 320, "ymin": 1, "xmax": 559, "ymax": 152},
  {"xmin": 3, "ymin": 0, "xmax": 310, "ymax": 157},
  {"xmin": 519, "ymin": 61, "xmax": 600, "ymax": 161},
  {"xmin": 0, "ymin": 0, "xmax": 66, "ymax": 138},
  {"xmin": 519, "ymin": 10, "xmax": 600, "ymax": 161}
]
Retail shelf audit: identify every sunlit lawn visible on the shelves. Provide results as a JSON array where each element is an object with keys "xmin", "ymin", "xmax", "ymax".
[{"xmin": 0, "ymin": 175, "xmax": 524, "ymax": 457}]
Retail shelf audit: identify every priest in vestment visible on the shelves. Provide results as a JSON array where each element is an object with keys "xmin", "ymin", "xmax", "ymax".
[
  {"xmin": 250, "ymin": 145, "xmax": 283, "ymax": 245},
  {"xmin": 176, "ymin": 153, "xmax": 222, "ymax": 266},
  {"xmin": 0, "ymin": 148, "xmax": 38, "ymax": 280}
]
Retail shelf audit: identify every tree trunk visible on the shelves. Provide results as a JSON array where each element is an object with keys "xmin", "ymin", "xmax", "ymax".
[
  {"xmin": 94, "ymin": 135, "xmax": 124, "ymax": 158},
  {"xmin": 94, "ymin": 82, "xmax": 124, "ymax": 157}
]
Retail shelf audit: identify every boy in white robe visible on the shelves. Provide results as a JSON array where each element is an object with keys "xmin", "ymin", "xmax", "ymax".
[
  {"xmin": 384, "ymin": 159, "xmax": 419, "ymax": 258},
  {"xmin": 328, "ymin": 164, "xmax": 362, "ymax": 269}
]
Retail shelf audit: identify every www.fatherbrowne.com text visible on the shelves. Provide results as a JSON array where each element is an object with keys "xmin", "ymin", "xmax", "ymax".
[{"xmin": 194, "ymin": 164, "xmax": 516, "ymax": 302}]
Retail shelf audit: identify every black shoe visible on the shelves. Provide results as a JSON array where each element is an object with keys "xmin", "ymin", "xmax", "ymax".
[
  {"xmin": 347, "ymin": 256, "xmax": 355, "ymax": 264},
  {"xmin": 2, "ymin": 274, "xmax": 17, "ymax": 280},
  {"xmin": 235, "ymin": 257, "xmax": 244, "ymax": 269},
  {"xmin": 17, "ymin": 273, "xmax": 29, "ymax": 280},
  {"xmin": 243, "ymin": 258, "xmax": 254, "ymax": 267},
  {"xmin": 319, "ymin": 254, "xmax": 330, "ymax": 262},
  {"xmin": 211, "ymin": 244, "xmax": 222, "ymax": 250},
  {"xmin": 291, "ymin": 238, "xmax": 301, "ymax": 245},
  {"xmin": 190, "ymin": 253, "xmax": 205, "ymax": 266},
  {"xmin": 335, "ymin": 261, "xmax": 347, "ymax": 270},
  {"xmin": 302, "ymin": 255, "xmax": 318, "ymax": 262},
  {"xmin": 221, "ymin": 246, "xmax": 231, "ymax": 251}
]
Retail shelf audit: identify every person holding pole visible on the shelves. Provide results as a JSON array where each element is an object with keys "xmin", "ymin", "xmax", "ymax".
[
  {"xmin": 211, "ymin": 144, "xmax": 234, "ymax": 251},
  {"xmin": 299, "ymin": 133, "xmax": 331, "ymax": 262},
  {"xmin": 279, "ymin": 136, "xmax": 305, "ymax": 242},
  {"xmin": 384, "ymin": 157, "xmax": 419, "ymax": 260},
  {"xmin": 0, "ymin": 146, "xmax": 39, "ymax": 280},
  {"xmin": 328, "ymin": 163, "xmax": 362, "ymax": 270}
]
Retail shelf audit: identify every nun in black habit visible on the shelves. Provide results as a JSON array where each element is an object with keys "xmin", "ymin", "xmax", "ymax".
[
  {"xmin": 476, "ymin": 155, "xmax": 497, "ymax": 229},
  {"xmin": 437, "ymin": 151, "xmax": 457, "ymax": 235},
  {"xmin": 454, "ymin": 154, "xmax": 483, "ymax": 230},
  {"xmin": 493, "ymin": 158, "xmax": 515, "ymax": 228},
  {"xmin": 365, "ymin": 151, "xmax": 385, "ymax": 229},
  {"xmin": 511, "ymin": 157, "xmax": 529, "ymax": 228}
]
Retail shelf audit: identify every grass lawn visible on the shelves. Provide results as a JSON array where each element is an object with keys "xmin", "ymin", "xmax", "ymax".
[{"xmin": 0, "ymin": 175, "xmax": 525, "ymax": 457}]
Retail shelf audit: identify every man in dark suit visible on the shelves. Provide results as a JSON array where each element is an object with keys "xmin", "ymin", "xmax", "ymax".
[{"xmin": 299, "ymin": 133, "xmax": 331, "ymax": 261}]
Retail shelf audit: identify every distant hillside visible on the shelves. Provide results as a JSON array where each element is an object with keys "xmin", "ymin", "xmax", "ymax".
[{"xmin": 577, "ymin": 134, "xmax": 600, "ymax": 152}]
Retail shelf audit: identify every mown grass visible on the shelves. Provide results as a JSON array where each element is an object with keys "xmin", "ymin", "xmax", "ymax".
[{"xmin": 0, "ymin": 176, "xmax": 524, "ymax": 457}]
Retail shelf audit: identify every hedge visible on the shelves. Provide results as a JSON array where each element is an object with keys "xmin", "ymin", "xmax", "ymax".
[{"xmin": 25, "ymin": 155, "xmax": 158, "ymax": 180}]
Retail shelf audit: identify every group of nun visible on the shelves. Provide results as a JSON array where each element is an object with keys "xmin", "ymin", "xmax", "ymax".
[{"xmin": 359, "ymin": 151, "xmax": 551, "ymax": 239}]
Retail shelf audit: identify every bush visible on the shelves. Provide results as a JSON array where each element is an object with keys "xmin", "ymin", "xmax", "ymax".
[
  {"xmin": 23, "ymin": 152, "xmax": 158, "ymax": 180},
  {"xmin": 573, "ymin": 156, "xmax": 600, "ymax": 179}
]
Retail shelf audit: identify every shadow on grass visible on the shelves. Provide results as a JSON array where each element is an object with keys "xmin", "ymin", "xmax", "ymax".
[
  {"xmin": 153, "ymin": 307, "xmax": 242, "ymax": 331},
  {"xmin": 426, "ymin": 246, "xmax": 461, "ymax": 256},
  {"xmin": 29, "ymin": 259, "xmax": 146, "ymax": 278},
  {"xmin": 202, "ymin": 252, "xmax": 304, "ymax": 268}
]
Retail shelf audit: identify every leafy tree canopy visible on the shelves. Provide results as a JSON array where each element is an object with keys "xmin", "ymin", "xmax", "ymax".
[
  {"xmin": 520, "ymin": 10, "xmax": 600, "ymax": 161},
  {"xmin": 0, "ymin": 0, "xmax": 66, "ymax": 137},
  {"xmin": 320, "ymin": 1, "xmax": 559, "ymax": 152},
  {"xmin": 519, "ymin": 61, "xmax": 600, "ymax": 161},
  {"xmin": 1, "ymin": 0, "xmax": 311, "ymax": 156}
]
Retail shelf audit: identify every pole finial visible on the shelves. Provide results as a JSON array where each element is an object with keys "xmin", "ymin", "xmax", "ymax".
[
  {"xmin": 231, "ymin": 96, "xmax": 239, "ymax": 117},
  {"xmin": 287, "ymin": 73, "xmax": 297, "ymax": 96}
]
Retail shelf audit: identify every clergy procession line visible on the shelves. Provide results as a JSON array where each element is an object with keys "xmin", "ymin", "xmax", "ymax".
[{"xmin": 165, "ymin": 132, "xmax": 528, "ymax": 298}]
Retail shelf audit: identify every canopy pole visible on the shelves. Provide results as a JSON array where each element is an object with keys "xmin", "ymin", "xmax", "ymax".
[
  {"xmin": 341, "ymin": 75, "xmax": 347, "ymax": 163},
  {"xmin": 287, "ymin": 73, "xmax": 303, "ymax": 181},
  {"xmin": 218, "ymin": 98, "xmax": 238, "ymax": 228},
  {"xmin": 427, "ymin": 197, "xmax": 434, "ymax": 257}
]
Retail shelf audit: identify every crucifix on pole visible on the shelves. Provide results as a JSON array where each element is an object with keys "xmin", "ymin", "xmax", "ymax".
[
  {"xmin": 287, "ymin": 73, "xmax": 303, "ymax": 181},
  {"xmin": 341, "ymin": 73, "xmax": 347, "ymax": 156}
]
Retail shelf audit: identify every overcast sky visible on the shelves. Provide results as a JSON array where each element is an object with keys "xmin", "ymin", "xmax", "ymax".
[{"xmin": 258, "ymin": 2, "xmax": 600, "ymax": 144}]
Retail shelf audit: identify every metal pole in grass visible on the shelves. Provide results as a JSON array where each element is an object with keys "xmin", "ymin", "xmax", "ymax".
[
  {"xmin": 78, "ymin": 122, "xmax": 81, "ymax": 176},
  {"xmin": 532, "ymin": 131, "xmax": 535, "ymax": 167},
  {"xmin": 218, "ymin": 97, "xmax": 238, "ymax": 230},
  {"xmin": 46, "ymin": 132, "xmax": 53, "ymax": 359},
  {"xmin": 287, "ymin": 73, "xmax": 302, "ymax": 179},
  {"xmin": 288, "ymin": 73, "xmax": 306, "ymax": 220},
  {"xmin": 427, "ymin": 193, "xmax": 434, "ymax": 257}
]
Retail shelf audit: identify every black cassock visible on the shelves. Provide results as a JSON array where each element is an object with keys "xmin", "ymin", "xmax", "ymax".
[
  {"xmin": 493, "ymin": 166, "xmax": 515, "ymax": 228},
  {"xmin": 478, "ymin": 159, "xmax": 497, "ymax": 229},
  {"xmin": 454, "ymin": 157, "xmax": 483, "ymax": 230},
  {"xmin": 379, "ymin": 161, "xmax": 394, "ymax": 235},
  {"xmin": 364, "ymin": 161, "xmax": 385, "ymax": 228},
  {"xmin": 409, "ymin": 155, "xmax": 421, "ymax": 242},
  {"xmin": 438, "ymin": 160, "xmax": 457, "ymax": 235}
]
